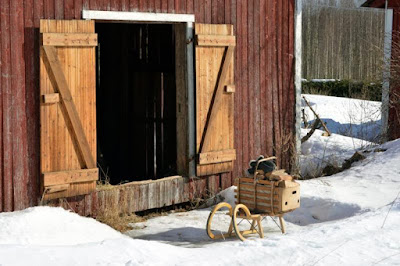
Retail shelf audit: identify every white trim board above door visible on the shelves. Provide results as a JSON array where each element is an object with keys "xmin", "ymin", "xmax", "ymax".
[{"xmin": 82, "ymin": 10, "xmax": 195, "ymax": 23}]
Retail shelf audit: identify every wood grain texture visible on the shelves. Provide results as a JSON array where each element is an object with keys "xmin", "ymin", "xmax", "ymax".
[
  {"xmin": 175, "ymin": 23, "xmax": 189, "ymax": 176},
  {"xmin": 195, "ymin": 34, "xmax": 236, "ymax": 46},
  {"xmin": 42, "ymin": 45, "xmax": 96, "ymax": 169},
  {"xmin": 1, "ymin": 0, "xmax": 14, "ymax": 211},
  {"xmin": 198, "ymin": 149, "xmax": 236, "ymax": 165},
  {"xmin": 1, "ymin": 0, "xmax": 296, "ymax": 214},
  {"xmin": 195, "ymin": 23, "xmax": 235, "ymax": 176},
  {"xmin": 43, "ymin": 168, "xmax": 98, "ymax": 186},
  {"xmin": 40, "ymin": 19, "xmax": 97, "ymax": 200},
  {"xmin": 42, "ymin": 93, "xmax": 60, "ymax": 103},
  {"xmin": 41, "ymin": 33, "xmax": 98, "ymax": 46},
  {"xmin": 0, "ymin": 0, "xmax": 4, "ymax": 212},
  {"xmin": 26, "ymin": 0, "xmax": 41, "ymax": 208}
]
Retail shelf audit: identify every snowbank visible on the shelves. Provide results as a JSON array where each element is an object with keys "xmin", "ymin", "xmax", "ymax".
[
  {"xmin": 0, "ymin": 206, "xmax": 123, "ymax": 246},
  {"xmin": 300, "ymin": 128, "xmax": 374, "ymax": 177}
]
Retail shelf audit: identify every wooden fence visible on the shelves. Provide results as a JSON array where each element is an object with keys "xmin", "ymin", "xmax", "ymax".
[{"xmin": 302, "ymin": 4, "xmax": 386, "ymax": 81}]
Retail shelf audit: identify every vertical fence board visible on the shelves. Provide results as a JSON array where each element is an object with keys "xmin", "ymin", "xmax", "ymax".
[{"xmin": 302, "ymin": 4, "xmax": 385, "ymax": 80}]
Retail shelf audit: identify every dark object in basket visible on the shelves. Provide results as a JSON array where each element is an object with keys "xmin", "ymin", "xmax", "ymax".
[{"xmin": 247, "ymin": 155, "xmax": 276, "ymax": 175}]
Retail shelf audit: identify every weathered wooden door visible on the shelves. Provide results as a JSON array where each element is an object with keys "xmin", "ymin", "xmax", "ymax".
[
  {"xmin": 195, "ymin": 24, "xmax": 236, "ymax": 176},
  {"xmin": 40, "ymin": 20, "xmax": 98, "ymax": 200}
]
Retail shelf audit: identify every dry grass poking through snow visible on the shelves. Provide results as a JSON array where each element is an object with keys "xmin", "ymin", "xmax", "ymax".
[
  {"xmin": 96, "ymin": 206, "xmax": 190, "ymax": 232},
  {"xmin": 96, "ymin": 210, "xmax": 146, "ymax": 232}
]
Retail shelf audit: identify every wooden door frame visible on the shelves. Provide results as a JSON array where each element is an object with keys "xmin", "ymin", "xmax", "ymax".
[{"xmin": 82, "ymin": 10, "xmax": 196, "ymax": 178}]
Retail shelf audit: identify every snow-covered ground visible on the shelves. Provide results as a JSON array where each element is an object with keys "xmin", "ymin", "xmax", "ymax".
[
  {"xmin": 302, "ymin": 94, "xmax": 381, "ymax": 142},
  {"xmin": 300, "ymin": 94, "xmax": 381, "ymax": 177},
  {"xmin": 0, "ymin": 95, "xmax": 399, "ymax": 266}
]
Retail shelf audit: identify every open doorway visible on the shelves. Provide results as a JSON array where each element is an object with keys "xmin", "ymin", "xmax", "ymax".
[{"xmin": 96, "ymin": 22, "xmax": 178, "ymax": 184}]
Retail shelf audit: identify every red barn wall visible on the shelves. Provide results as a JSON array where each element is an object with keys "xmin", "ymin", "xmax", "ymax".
[
  {"xmin": 367, "ymin": 0, "xmax": 400, "ymax": 139},
  {"xmin": 388, "ymin": 2, "xmax": 400, "ymax": 139},
  {"xmin": 0, "ymin": 0, "xmax": 296, "ymax": 213}
]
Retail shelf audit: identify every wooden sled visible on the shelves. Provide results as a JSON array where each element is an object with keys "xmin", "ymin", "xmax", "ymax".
[{"xmin": 206, "ymin": 157, "xmax": 300, "ymax": 241}]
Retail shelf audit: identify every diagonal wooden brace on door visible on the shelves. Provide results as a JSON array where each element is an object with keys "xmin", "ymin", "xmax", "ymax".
[
  {"xmin": 198, "ymin": 45, "xmax": 235, "ymax": 155},
  {"xmin": 42, "ymin": 45, "xmax": 96, "ymax": 169}
]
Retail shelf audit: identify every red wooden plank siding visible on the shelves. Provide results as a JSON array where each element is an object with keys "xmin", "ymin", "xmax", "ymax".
[
  {"xmin": 211, "ymin": 0, "xmax": 217, "ymax": 23},
  {"xmin": 240, "ymin": 0, "xmax": 250, "ymax": 176},
  {"xmin": 205, "ymin": 0, "xmax": 211, "ymax": 23},
  {"xmin": 65, "ymin": 0, "xmax": 75, "ymax": 19},
  {"xmin": 259, "ymin": 0, "xmax": 266, "ymax": 156},
  {"xmin": 233, "ymin": 0, "xmax": 242, "ymax": 182},
  {"xmin": 175, "ymin": 0, "xmax": 186, "ymax": 14},
  {"xmin": 194, "ymin": 0, "xmax": 204, "ymax": 24},
  {"xmin": 11, "ymin": 0, "xmax": 29, "ymax": 210},
  {"xmin": 389, "ymin": 6, "xmax": 400, "ymax": 139},
  {"xmin": 44, "ymin": 0, "xmax": 55, "ymax": 18},
  {"xmin": 139, "ymin": 0, "xmax": 148, "ymax": 11},
  {"xmin": 267, "ymin": 0, "xmax": 274, "ymax": 160},
  {"xmin": 186, "ymin": 0, "xmax": 193, "ymax": 14},
  {"xmin": 148, "ymin": 0, "xmax": 155, "ymax": 12},
  {"xmin": 280, "ymin": 0, "xmax": 287, "ymax": 169},
  {"xmin": 75, "ymin": 0, "xmax": 83, "ymax": 18},
  {"xmin": 228, "ymin": 0, "xmax": 236, "ymax": 186},
  {"xmin": 217, "ymin": 0, "xmax": 224, "ymax": 23},
  {"xmin": 110, "ymin": 0, "xmax": 119, "ymax": 11},
  {"xmin": 154, "ymin": 0, "xmax": 160, "ymax": 12},
  {"xmin": 55, "ymin": 0, "xmax": 64, "ymax": 19},
  {"xmin": 247, "ymin": 0, "xmax": 254, "ymax": 161},
  {"xmin": 247, "ymin": 0, "xmax": 260, "ymax": 158},
  {"xmin": 100, "ymin": 0, "xmax": 108, "ymax": 11},
  {"xmin": 24, "ymin": 0, "xmax": 40, "ymax": 207},
  {"xmin": 160, "ymin": 0, "xmax": 167, "ymax": 13},
  {"xmin": 129, "ymin": 0, "xmax": 138, "ymax": 11},
  {"xmin": 254, "ymin": 0, "xmax": 261, "ymax": 158},
  {"xmin": 287, "ymin": 0, "xmax": 295, "ymax": 170},
  {"xmin": 1, "ymin": 0, "xmax": 14, "ymax": 212},
  {"xmin": 168, "ymin": 0, "xmax": 174, "ymax": 13},
  {"xmin": 0, "ymin": 0, "xmax": 296, "ymax": 214},
  {"xmin": 89, "ymin": 0, "xmax": 98, "ymax": 10},
  {"xmin": 0, "ymin": 0, "xmax": 3, "ymax": 213}
]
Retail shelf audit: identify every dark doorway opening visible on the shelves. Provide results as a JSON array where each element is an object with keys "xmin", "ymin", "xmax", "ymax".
[{"xmin": 96, "ymin": 23, "xmax": 177, "ymax": 184}]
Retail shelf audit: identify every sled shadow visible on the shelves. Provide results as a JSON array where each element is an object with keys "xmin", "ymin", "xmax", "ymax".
[
  {"xmin": 127, "ymin": 226, "xmax": 238, "ymax": 247},
  {"xmin": 284, "ymin": 196, "xmax": 362, "ymax": 226},
  {"xmin": 307, "ymin": 118, "xmax": 381, "ymax": 142}
]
